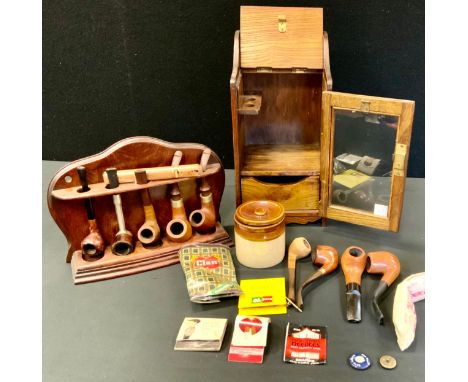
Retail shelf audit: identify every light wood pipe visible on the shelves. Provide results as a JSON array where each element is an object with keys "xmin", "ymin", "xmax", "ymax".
[
  {"xmin": 341, "ymin": 246, "xmax": 368, "ymax": 285},
  {"xmin": 135, "ymin": 170, "xmax": 160, "ymax": 245},
  {"xmin": 77, "ymin": 166, "xmax": 105, "ymax": 260},
  {"xmin": 102, "ymin": 163, "xmax": 203, "ymax": 185},
  {"xmin": 287, "ymin": 237, "xmax": 312, "ymax": 303},
  {"xmin": 366, "ymin": 251, "xmax": 401, "ymax": 325},
  {"xmin": 296, "ymin": 245, "xmax": 339, "ymax": 310},
  {"xmin": 341, "ymin": 246, "xmax": 368, "ymax": 323},
  {"xmin": 166, "ymin": 151, "xmax": 193, "ymax": 243},
  {"xmin": 189, "ymin": 149, "xmax": 217, "ymax": 234},
  {"xmin": 106, "ymin": 168, "xmax": 134, "ymax": 256}
]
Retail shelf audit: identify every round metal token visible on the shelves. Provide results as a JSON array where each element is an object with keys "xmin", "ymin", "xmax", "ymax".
[
  {"xmin": 379, "ymin": 355, "xmax": 397, "ymax": 370},
  {"xmin": 348, "ymin": 352, "xmax": 371, "ymax": 370}
]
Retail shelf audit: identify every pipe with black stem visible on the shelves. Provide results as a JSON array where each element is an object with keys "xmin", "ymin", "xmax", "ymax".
[{"xmin": 77, "ymin": 166, "xmax": 105, "ymax": 259}]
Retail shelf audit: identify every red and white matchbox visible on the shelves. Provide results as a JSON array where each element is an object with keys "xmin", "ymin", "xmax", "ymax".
[{"xmin": 228, "ymin": 315, "xmax": 270, "ymax": 364}]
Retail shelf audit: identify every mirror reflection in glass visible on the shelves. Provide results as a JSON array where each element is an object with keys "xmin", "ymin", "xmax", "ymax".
[{"xmin": 331, "ymin": 109, "xmax": 398, "ymax": 216}]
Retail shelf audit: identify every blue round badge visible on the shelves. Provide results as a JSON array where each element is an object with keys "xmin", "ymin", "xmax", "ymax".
[{"xmin": 348, "ymin": 352, "xmax": 371, "ymax": 370}]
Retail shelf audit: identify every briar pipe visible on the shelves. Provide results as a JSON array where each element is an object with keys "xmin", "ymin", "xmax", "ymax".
[
  {"xmin": 332, "ymin": 188, "xmax": 353, "ymax": 205},
  {"xmin": 77, "ymin": 166, "xmax": 105, "ymax": 259},
  {"xmin": 135, "ymin": 170, "xmax": 160, "ymax": 245},
  {"xmin": 106, "ymin": 168, "xmax": 134, "ymax": 256},
  {"xmin": 366, "ymin": 251, "xmax": 401, "ymax": 325},
  {"xmin": 287, "ymin": 237, "xmax": 312, "ymax": 303},
  {"xmin": 166, "ymin": 151, "xmax": 193, "ymax": 242},
  {"xmin": 332, "ymin": 188, "xmax": 374, "ymax": 210},
  {"xmin": 189, "ymin": 149, "xmax": 217, "ymax": 233},
  {"xmin": 341, "ymin": 246, "xmax": 368, "ymax": 323},
  {"xmin": 296, "ymin": 245, "xmax": 339, "ymax": 310}
]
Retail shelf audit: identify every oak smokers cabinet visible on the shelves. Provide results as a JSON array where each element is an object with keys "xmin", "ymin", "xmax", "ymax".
[{"xmin": 230, "ymin": 6, "xmax": 415, "ymax": 232}]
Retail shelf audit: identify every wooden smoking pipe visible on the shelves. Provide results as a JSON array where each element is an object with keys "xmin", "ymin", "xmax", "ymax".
[
  {"xmin": 134, "ymin": 170, "xmax": 160, "ymax": 245},
  {"xmin": 189, "ymin": 149, "xmax": 216, "ymax": 234},
  {"xmin": 287, "ymin": 237, "xmax": 312, "ymax": 303},
  {"xmin": 106, "ymin": 168, "xmax": 134, "ymax": 256},
  {"xmin": 102, "ymin": 163, "xmax": 203, "ymax": 185},
  {"xmin": 77, "ymin": 166, "xmax": 105, "ymax": 259},
  {"xmin": 166, "ymin": 151, "xmax": 193, "ymax": 243},
  {"xmin": 332, "ymin": 188, "xmax": 374, "ymax": 210},
  {"xmin": 366, "ymin": 251, "xmax": 401, "ymax": 325},
  {"xmin": 332, "ymin": 188, "xmax": 352, "ymax": 204},
  {"xmin": 296, "ymin": 245, "xmax": 339, "ymax": 310},
  {"xmin": 341, "ymin": 246, "xmax": 368, "ymax": 323}
]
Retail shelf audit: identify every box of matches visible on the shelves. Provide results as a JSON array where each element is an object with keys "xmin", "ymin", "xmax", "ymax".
[
  {"xmin": 238, "ymin": 278, "xmax": 287, "ymax": 316},
  {"xmin": 228, "ymin": 315, "xmax": 270, "ymax": 363},
  {"xmin": 174, "ymin": 317, "xmax": 228, "ymax": 351},
  {"xmin": 283, "ymin": 323, "xmax": 327, "ymax": 365}
]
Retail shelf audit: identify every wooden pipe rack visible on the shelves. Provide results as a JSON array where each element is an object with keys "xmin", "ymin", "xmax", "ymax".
[{"xmin": 47, "ymin": 136, "xmax": 233, "ymax": 284}]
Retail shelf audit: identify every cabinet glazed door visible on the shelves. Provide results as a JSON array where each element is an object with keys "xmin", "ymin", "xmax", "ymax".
[{"xmin": 320, "ymin": 91, "xmax": 415, "ymax": 232}]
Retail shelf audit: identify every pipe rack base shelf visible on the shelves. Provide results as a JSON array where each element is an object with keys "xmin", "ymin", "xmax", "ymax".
[{"xmin": 71, "ymin": 223, "xmax": 231, "ymax": 284}]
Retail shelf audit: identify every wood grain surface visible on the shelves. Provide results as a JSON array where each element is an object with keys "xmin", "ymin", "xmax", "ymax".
[
  {"xmin": 284, "ymin": 210, "xmax": 320, "ymax": 225},
  {"xmin": 323, "ymin": 31, "xmax": 333, "ymax": 91},
  {"xmin": 230, "ymin": 30, "xmax": 243, "ymax": 206},
  {"xmin": 242, "ymin": 72, "xmax": 323, "ymax": 146},
  {"xmin": 241, "ymin": 176, "xmax": 319, "ymax": 211},
  {"xmin": 240, "ymin": 6, "xmax": 323, "ymax": 69},
  {"xmin": 241, "ymin": 144, "xmax": 320, "ymax": 176}
]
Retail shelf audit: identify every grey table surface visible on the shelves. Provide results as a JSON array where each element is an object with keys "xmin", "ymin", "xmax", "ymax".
[{"xmin": 43, "ymin": 160, "xmax": 425, "ymax": 382}]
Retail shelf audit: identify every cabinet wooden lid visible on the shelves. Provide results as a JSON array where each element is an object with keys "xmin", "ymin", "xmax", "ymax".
[
  {"xmin": 240, "ymin": 6, "xmax": 323, "ymax": 69},
  {"xmin": 235, "ymin": 200, "xmax": 285, "ymax": 227}
]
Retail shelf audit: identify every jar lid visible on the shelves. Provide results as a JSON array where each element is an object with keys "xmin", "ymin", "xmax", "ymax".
[{"xmin": 235, "ymin": 200, "xmax": 285, "ymax": 227}]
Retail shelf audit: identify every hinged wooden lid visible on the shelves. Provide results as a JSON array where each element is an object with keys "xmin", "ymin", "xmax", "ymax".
[{"xmin": 240, "ymin": 6, "xmax": 323, "ymax": 69}]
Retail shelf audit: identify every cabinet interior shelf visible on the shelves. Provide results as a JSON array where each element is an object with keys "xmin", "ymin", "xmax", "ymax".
[{"xmin": 241, "ymin": 144, "xmax": 320, "ymax": 176}]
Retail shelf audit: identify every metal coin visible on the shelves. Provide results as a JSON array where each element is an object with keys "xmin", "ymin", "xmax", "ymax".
[
  {"xmin": 379, "ymin": 355, "xmax": 397, "ymax": 369},
  {"xmin": 348, "ymin": 352, "xmax": 371, "ymax": 370}
]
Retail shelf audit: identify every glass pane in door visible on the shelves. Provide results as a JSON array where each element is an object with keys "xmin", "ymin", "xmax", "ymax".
[{"xmin": 330, "ymin": 108, "xmax": 398, "ymax": 216}]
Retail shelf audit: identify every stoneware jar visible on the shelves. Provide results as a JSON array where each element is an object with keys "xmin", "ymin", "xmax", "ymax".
[{"xmin": 234, "ymin": 200, "xmax": 286, "ymax": 268}]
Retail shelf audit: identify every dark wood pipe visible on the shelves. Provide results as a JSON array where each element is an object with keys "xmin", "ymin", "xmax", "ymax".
[
  {"xmin": 166, "ymin": 151, "xmax": 192, "ymax": 242},
  {"xmin": 296, "ymin": 245, "xmax": 339, "ymax": 310},
  {"xmin": 106, "ymin": 168, "xmax": 134, "ymax": 256},
  {"xmin": 189, "ymin": 149, "xmax": 217, "ymax": 233},
  {"xmin": 77, "ymin": 166, "xmax": 105, "ymax": 259}
]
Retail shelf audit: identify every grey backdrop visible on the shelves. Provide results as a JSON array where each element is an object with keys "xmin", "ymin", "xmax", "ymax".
[{"xmin": 43, "ymin": 0, "xmax": 424, "ymax": 177}]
